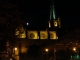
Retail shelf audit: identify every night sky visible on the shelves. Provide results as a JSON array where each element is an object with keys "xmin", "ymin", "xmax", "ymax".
[
  {"xmin": 19, "ymin": 0, "xmax": 49, "ymax": 27},
  {"xmin": 2, "ymin": 0, "xmax": 80, "ymax": 28}
]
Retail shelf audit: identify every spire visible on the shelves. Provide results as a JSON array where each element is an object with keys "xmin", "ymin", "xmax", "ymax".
[
  {"xmin": 48, "ymin": 0, "xmax": 61, "ymax": 28},
  {"xmin": 50, "ymin": 0, "xmax": 57, "ymax": 20}
]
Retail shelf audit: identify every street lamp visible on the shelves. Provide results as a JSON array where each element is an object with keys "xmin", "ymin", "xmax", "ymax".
[
  {"xmin": 14, "ymin": 47, "xmax": 17, "ymax": 51},
  {"xmin": 14, "ymin": 47, "xmax": 19, "ymax": 60},
  {"xmin": 45, "ymin": 48, "xmax": 49, "ymax": 60},
  {"xmin": 73, "ymin": 47, "xmax": 76, "ymax": 52},
  {"xmin": 14, "ymin": 47, "xmax": 18, "ymax": 55},
  {"xmin": 45, "ymin": 48, "xmax": 49, "ymax": 52}
]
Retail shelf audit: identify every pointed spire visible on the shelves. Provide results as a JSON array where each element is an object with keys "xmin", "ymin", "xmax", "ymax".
[
  {"xmin": 48, "ymin": 0, "xmax": 60, "ymax": 28},
  {"xmin": 50, "ymin": 0, "xmax": 57, "ymax": 20}
]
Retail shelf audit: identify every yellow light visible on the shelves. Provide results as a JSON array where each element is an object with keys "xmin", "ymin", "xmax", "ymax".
[
  {"xmin": 45, "ymin": 48, "xmax": 49, "ymax": 52},
  {"xmin": 49, "ymin": 22, "xmax": 51, "ymax": 28},
  {"xmin": 15, "ymin": 47, "xmax": 17, "ymax": 50},
  {"xmin": 49, "ymin": 31, "xmax": 57, "ymax": 39},
  {"xmin": 54, "ymin": 21, "xmax": 58, "ymax": 27},
  {"xmin": 73, "ymin": 47, "xmax": 76, "ymax": 51},
  {"xmin": 15, "ymin": 31, "xmax": 19, "ymax": 35},
  {"xmin": 27, "ymin": 31, "xmax": 38, "ymax": 39},
  {"xmin": 40, "ymin": 31, "xmax": 48, "ymax": 39}
]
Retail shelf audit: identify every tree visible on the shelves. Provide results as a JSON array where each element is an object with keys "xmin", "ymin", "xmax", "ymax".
[
  {"xmin": 0, "ymin": 0, "xmax": 25, "ymax": 56},
  {"xmin": 0, "ymin": 0, "xmax": 25, "ymax": 38}
]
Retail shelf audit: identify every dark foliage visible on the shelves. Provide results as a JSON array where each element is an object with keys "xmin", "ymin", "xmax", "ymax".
[
  {"xmin": 0, "ymin": 0, "xmax": 25, "ymax": 58},
  {"xmin": 0, "ymin": 0, "xmax": 25, "ymax": 37}
]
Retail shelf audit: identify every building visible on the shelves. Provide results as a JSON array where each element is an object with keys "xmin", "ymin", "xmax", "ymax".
[
  {"xmin": 15, "ymin": 0, "xmax": 61, "ymax": 39},
  {"xmin": 12, "ymin": 0, "xmax": 61, "ymax": 60}
]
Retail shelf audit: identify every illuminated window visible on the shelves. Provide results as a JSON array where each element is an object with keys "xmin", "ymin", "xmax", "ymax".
[
  {"xmin": 48, "ymin": 21, "xmax": 51, "ymax": 28},
  {"xmin": 40, "ymin": 31, "xmax": 48, "ymax": 39},
  {"xmin": 54, "ymin": 21, "xmax": 58, "ymax": 27},
  {"xmin": 27, "ymin": 31, "xmax": 38, "ymax": 39},
  {"xmin": 30, "ymin": 33, "xmax": 35, "ymax": 38},
  {"xmin": 49, "ymin": 31, "xmax": 57, "ymax": 39}
]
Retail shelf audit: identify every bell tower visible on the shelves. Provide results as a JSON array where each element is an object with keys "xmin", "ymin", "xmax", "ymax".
[{"xmin": 48, "ymin": 0, "xmax": 61, "ymax": 28}]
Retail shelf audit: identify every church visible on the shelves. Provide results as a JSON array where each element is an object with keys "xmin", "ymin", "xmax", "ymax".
[
  {"xmin": 15, "ymin": 0, "xmax": 61, "ymax": 39},
  {"xmin": 12, "ymin": 0, "xmax": 61, "ymax": 60}
]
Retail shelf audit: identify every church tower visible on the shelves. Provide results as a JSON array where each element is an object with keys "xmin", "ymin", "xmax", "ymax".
[{"xmin": 48, "ymin": 0, "xmax": 61, "ymax": 28}]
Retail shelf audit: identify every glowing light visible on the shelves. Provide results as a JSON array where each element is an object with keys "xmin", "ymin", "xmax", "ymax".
[
  {"xmin": 14, "ymin": 47, "xmax": 17, "ymax": 50},
  {"xmin": 26, "ymin": 22, "xmax": 29, "ymax": 25},
  {"xmin": 49, "ymin": 22, "xmax": 51, "ymax": 28},
  {"xmin": 49, "ymin": 31, "xmax": 57, "ymax": 39},
  {"xmin": 10, "ymin": 58, "xmax": 12, "ymax": 60},
  {"xmin": 45, "ymin": 48, "xmax": 49, "ymax": 52},
  {"xmin": 73, "ymin": 47, "xmax": 76, "ymax": 51},
  {"xmin": 54, "ymin": 21, "xmax": 58, "ymax": 27}
]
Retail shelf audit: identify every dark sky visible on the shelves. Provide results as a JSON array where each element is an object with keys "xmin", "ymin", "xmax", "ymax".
[
  {"xmin": 12, "ymin": 0, "xmax": 80, "ymax": 28},
  {"xmin": 18, "ymin": 0, "xmax": 49, "ymax": 27}
]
